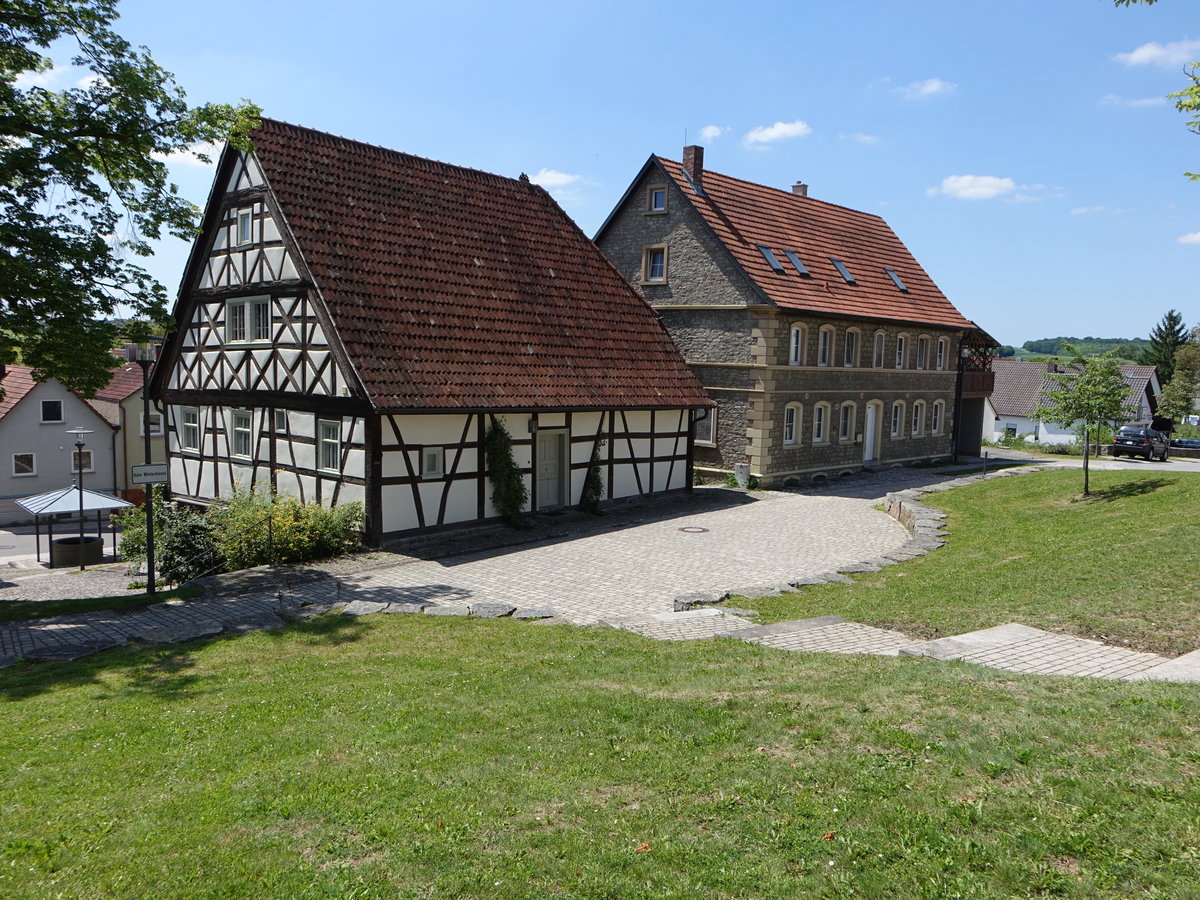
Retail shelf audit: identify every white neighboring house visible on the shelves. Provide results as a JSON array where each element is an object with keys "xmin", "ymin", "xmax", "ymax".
[
  {"xmin": 983, "ymin": 359, "xmax": 1160, "ymax": 444},
  {"xmin": 150, "ymin": 119, "xmax": 711, "ymax": 543},
  {"xmin": 0, "ymin": 365, "xmax": 119, "ymax": 525}
]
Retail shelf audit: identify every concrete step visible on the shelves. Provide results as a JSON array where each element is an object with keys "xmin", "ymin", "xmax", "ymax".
[{"xmin": 733, "ymin": 616, "xmax": 918, "ymax": 656}]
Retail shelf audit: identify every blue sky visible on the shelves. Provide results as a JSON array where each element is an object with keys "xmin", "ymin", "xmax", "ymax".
[{"xmin": 40, "ymin": 0, "xmax": 1200, "ymax": 346}]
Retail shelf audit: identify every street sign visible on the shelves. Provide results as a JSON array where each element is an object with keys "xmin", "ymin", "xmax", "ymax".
[{"xmin": 131, "ymin": 463, "xmax": 168, "ymax": 484}]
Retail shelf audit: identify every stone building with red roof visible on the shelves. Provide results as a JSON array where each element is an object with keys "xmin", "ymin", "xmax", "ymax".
[
  {"xmin": 151, "ymin": 120, "xmax": 710, "ymax": 541},
  {"xmin": 596, "ymin": 147, "xmax": 995, "ymax": 485}
]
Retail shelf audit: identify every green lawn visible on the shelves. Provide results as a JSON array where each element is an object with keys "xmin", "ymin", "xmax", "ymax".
[
  {"xmin": 746, "ymin": 468, "xmax": 1200, "ymax": 657},
  {"xmin": 2, "ymin": 469, "xmax": 1198, "ymax": 898}
]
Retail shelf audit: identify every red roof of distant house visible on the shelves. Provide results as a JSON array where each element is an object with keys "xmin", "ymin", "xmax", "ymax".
[
  {"xmin": 245, "ymin": 119, "xmax": 709, "ymax": 411},
  {"xmin": 0, "ymin": 365, "xmax": 39, "ymax": 419},
  {"xmin": 653, "ymin": 157, "xmax": 976, "ymax": 330},
  {"xmin": 95, "ymin": 360, "xmax": 149, "ymax": 404}
]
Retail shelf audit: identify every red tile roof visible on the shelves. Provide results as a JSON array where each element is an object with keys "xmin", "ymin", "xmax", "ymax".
[
  {"xmin": 249, "ymin": 119, "xmax": 709, "ymax": 411},
  {"xmin": 655, "ymin": 157, "xmax": 976, "ymax": 330},
  {"xmin": 0, "ymin": 365, "xmax": 39, "ymax": 419},
  {"xmin": 95, "ymin": 360, "xmax": 149, "ymax": 404}
]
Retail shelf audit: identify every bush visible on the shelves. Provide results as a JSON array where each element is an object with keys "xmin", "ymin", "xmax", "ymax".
[
  {"xmin": 580, "ymin": 440, "xmax": 605, "ymax": 515},
  {"xmin": 157, "ymin": 501, "xmax": 222, "ymax": 585},
  {"xmin": 211, "ymin": 487, "xmax": 363, "ymax": 571}
]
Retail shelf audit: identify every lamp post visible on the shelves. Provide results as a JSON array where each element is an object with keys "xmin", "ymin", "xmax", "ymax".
[
  {"xmin": 66, "ymin": 427, "xmax": 93, "ymax": 571},
  {"xmin": 134, "ymin": 341, "xmax": 160, "ymax": 595}
]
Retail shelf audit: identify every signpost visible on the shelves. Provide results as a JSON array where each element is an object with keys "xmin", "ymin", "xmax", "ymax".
[{"xmin": 131, "ymin": 463, "xmax": 168, "ymax": 485}]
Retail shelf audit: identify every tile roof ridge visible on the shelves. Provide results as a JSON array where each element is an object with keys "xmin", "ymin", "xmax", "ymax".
[
  {"xmin": 256, "ymin": 117, "xmax": 531, "ymax": 190},
  {"xmin": 655, "ymin": 154, "xmax": 888, "ymax": 223}
]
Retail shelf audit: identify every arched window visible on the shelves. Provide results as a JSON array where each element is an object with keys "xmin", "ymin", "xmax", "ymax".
[
  {"xmin": 873, "ymin": 331, "xmax": 886, "ymax": 368},
  {"xmin": 895, "ymin": 333, "xmax": 909, "ymax": 369},
  {"xmin": 817, "ymin": 325, "xmax": 834, "ymax": 367},
  {"xmin": 783, "ymin": 402, "xmax": 802, "ymax": 445},
  {"xmin": 789, "ymin": 325, "xmax": 806, "ymax": 366},
  {"xmin": 911, "ymin": 400, "xmax": 926, "ymax": 436},
  {"xmin": 890, "ymin": 401, "xmax": 904, "ymax": 438},
  {"xmin": 839, "ymin": 402, "xmax": 856, "ymax": 442},
  {"xmin": 916, "ymin": 335, "xmax": 930, "ymax": 370},
  {"xmin": 932, "ymin": 400, "xmax": 945, "ymax": 435},
  {"xmin": 844, "ymin": 327, "xmax": 860, "ymax": 367},
  {"xmin": 813, "ymin": 402, "xmax": 830, "ymax": 443},
  {"xmin": 936, "ymin": 337, "xmax": 948, "ymax": 371}
]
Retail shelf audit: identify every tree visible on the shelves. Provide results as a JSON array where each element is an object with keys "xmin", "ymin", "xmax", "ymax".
[
  {"xmin": 1116, "ymin": 0, "xmax": 1200, "ymax": 179},
  {"xmin": 1140, "ymin": 309, "xmax": 1188, "ymax": 384},
  {"xmin": 1036, "ymin": 349, "xmax": 1136, "ymax": 495},
  {"xmin": 1, "ymin": 0, "xmax": 259, "ymax": 395},
  {"xmin": 1156, "ymin": 331, "xmax": 1200, "ymax": 424}
]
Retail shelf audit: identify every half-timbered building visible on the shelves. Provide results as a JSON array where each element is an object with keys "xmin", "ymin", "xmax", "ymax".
[
  {"xmin": 595, "ymin": 146, "xmax": 996, "ymax": 486},
  {"xmin": 151, "ymin": 119, "xmax": 710, "ymax": 542}
]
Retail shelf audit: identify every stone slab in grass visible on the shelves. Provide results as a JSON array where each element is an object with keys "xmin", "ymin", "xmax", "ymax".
[
  {"xmin": 25, "ymin": 636, "xmax": 123, "ymax": 662},
  {"xmin": 224, "ymin": 613, "xmax": 286, "ymax": 634},
  {"xmin": 381, "ymin": 602, "xmax": 428, "ymax": 614},
  {"xmin": 470, "ymin": 603, "xmax": 516, "ymax": 618},
  {"xmin": 288, "ymin": 603, "xmax": 342, "ymax": 620},
  {"xmin": 424, "ymin": 604, "xmax": 472, "ymax": 617},
  {"xmin": 900, "ymin": 623, "xmax": 1047, "ymax": 661},
  {"xmin": 341, "ymin": 600, "xmax": 388, "ymax": 617},
  {"xmin": 513, "ymin": 607, "xmax": 558, "ymax": 620},
  {"xmin": 672, "ymin": 590, "xmax": 727, "ymax": 610},
  {"xmin": 134, "ymin": 620, "xmax": 224, "ymax": 644}
]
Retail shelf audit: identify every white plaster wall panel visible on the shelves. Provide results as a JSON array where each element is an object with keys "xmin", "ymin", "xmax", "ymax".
[
  {"xmin": 654, "ymin": 460, "xmax": 680, "ymax": 491},
  {"xmin": 244, "ymin": 154, "xmax": 265, "ymax": 187},
  {"xmin": 611, "ymin": 463, "xmax": 638, "ymax": 500},
  {"xmin": 262, "ymin": 216, "xmax": 281, "ymax": 243},
  {"xmin": 342, "ymin": 448, "xmax": 366, "ymax": 480},
  {"xmin": 263, "ymin": 247, "xmax": 286, "ymax": 279},
  {"xmin": 625, "ymin": 411, "xmax": 653, "ymax": 433},
  {"xmin": 276, "ymin": 471, "xmax": 302, "ymax": 502},
  {"xmin": 309, "ymin": 323, "xmax": 327, "ymax": 347},
  {"xmin": 382, "ymin": 484, "xmax": 421, "ymax": 533},
  {"xmin": 294, "ymin": 441, "xmax": 316, "ymax": 471},
  {"xmin": 539, "ymin": 413, "xmax": 566, "ymax": 429},
  {"xmin": 281, "ymin": 255, "xmax": 299, "ymax": 281},
  {"xmin": 442, "ymin": 479, "xmax": 477, "ymax": 525},
  {"xmin": 381, "ymin": 450, "xmax": 409, "ymax": 479},
  {"xmin": 450, "ymin": 446, "xmax": 479, "ymax": 474},
  {"xmin": 654, "ymin": 435, "xmax": 682, "ymax": 458},
  {"xmin": 212, "ymin": 228, "xmax": 228, "ymax": 252},
  {"xmin": 198, "ymin": 266, "xmax": 213, "ymax": 290}
]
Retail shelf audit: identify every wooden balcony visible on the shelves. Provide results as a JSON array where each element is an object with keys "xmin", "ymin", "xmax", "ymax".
[{"xmin": 961, "ymin": 369, "xmax": 995, "ymax": 398}]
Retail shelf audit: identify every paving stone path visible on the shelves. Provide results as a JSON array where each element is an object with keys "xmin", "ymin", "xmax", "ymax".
[{"xmin": 2, "ymin": 466, "xmax": 1199, "ymax": 683}]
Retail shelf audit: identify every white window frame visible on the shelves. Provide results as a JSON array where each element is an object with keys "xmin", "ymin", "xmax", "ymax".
[
  {"xmin": 839, "ymin": 402, "xmax": 856, "ymax": 442},
  {"xmin": 180, "ymin": 407, "xmax": 200, "ymax": 451},
  {"xmin": 141, "ymin": 411, "xmax": 163, "ymax": 437},
  {"xmin": 936, "ymin": 338, "xmax": 948, "ymax": 371},
  {"xmin": 783, "ymin": 403, "xmax": 801, "ymax": 445},
  {"xmin": 789, "ymin": 325, "xmax": 806, "ymax": 366},
  {"xmin": 911, "ymin": 401, "xmax": 926, "ymax": 437},
  {"xmin": 237, "ymin": 207, "xmax": 254, "ymax": 246},
  {"xmin": 891, "ymin": 401, "xmax": 904, "ymax": 438},
  {"xmin": 895, "ymin": 334, "xmax": 908, "ymax": 370},
  {"xmin": 226, "ymin": 297, "xmax": 271, "ymax": 343},
  {"xmin": 917, "ymin": 336, "xmax": 930, "ymax": 370},
  {"xmin": 641, "ymin": 245, "xmax": 667, "ymax": 284},
  {"xmin": 40, "ymin": 399, "xmax": 64, "ymax": 424},
  {"xmin": 873, "ymin": 332, "xmax": 886, "ymax": 369},
  {"xmin": 318, "ymin": 420, "xmax": 342, "ymax": 472},
  {"xmin": 813, "ymin": 403, "xmax": 829, "ymax": 444},
  {"xmin": 232, "ymin": 410, "xmax": 253, "ymax": 459},
  {"xmin": 12, "ymin": 452, "xmax": 36, "ymax": 477},
  {"xmin": 844, "ymin": 328, "xmax": 860, "ymax": 368},
  {"xmin": 817, "ymin": 326, "xmax": 834, "ymax": 367},
  {"xmin": 694, "ymin": 409, "xmax": 716, "ymax": 445},
  {"xmin": 932, "ymin": 400, "xmax": 944, "ymax": 435},
  {"xmin": 421, "ymin": 445, "xmax": 444, "ymax": 479},
  {"xmin": 646, "ymin": 184, "xmax": 667, "ymax": 213},
  {"xmin": 71, "ymin": 448, "xmax": 94, "ymax": 474}
]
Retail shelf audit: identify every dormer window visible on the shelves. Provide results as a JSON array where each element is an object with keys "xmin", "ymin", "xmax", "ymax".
[
  {"xmin": 237, "ymin": 208, "xmax": 254, "ymax": 246},
  {"xmin": 830, "ymin": 258, "xmax": 856, "ymax": 284},
  {"xmin": 885, "ymin": 268, "xmax": 909, "ymax": 292},
  {"xmin": 646, "ymin": 185, "xmax": 667, "ymax": 213},
  {"xmin": 757, "ymin": 244, "xmax": 785, "ymax": 273}
]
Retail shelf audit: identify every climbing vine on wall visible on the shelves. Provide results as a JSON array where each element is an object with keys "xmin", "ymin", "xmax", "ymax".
[{"xmin": 485, "ymin": 416, "xmax": 528, "ymax": 525}]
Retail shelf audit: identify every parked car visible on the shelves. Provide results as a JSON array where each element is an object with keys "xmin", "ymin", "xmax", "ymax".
[
  {"xmin": 1112, "ymin": 427, "xmax": 1170, "ymax": 460},
  {"xmin": 1170, "ymin": 437, "xmax": 1200, "ymax": 450}
]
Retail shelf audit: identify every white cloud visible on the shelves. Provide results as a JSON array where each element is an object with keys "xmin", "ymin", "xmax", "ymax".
[
  {"xmin": 151, "ymin": 140, "xmax": 223, "ymax": 168},
  {"xmin": 839, "ymin": 132, "xmax": 880, "ymax": 145},
  {"xmin": 1101, "ymin": 92, "xmax": 1167, "ymax": 107},
  {"xmin": 1178, "ymin": 231, "xmax": 1200, "ymax": 244},
  {"xmin": 743, "ymin": 119, "xmax": 812, "ymax": 148},
  {"xmin": 1071, "ymin": 205, "xmax": 1130, "ymax": 216},
  {"xmin": 1115, "ymin": 39, "xmax": 1200, "ymax": 67},
  {"xmin": 699, "ymin": 125, "xmax": 730, "ymax": 141},
  {"xmin": 926, "ymin": 174, "xmax": 1015, "ymax": 200},
  {"xmin": 895, "ymin": 77, "xmax": 957, "ymax": 100},
  {"xmin": 14, "ymin": 63, "xmax": 71, "ymax": 89},
  {"xmin": 528, "ymin": 168, "xmax": 581, "ymax": 188}
]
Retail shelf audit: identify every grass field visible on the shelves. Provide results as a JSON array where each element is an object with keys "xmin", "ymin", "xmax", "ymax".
[{"xmin": 2, "ymin": 469, "xmax": 1198, "ymax": 898}]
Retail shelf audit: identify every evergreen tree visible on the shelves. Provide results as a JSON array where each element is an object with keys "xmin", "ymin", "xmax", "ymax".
[{"xmin": 1140, "ymin": 309, "xmax": 1188, "ymax": 384}]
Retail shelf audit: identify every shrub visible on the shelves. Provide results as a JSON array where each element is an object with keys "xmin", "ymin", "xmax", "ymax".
[
  {"xmin": 580, "ymin": 440, "xmax": 605, "ymax": 515},
  {"xmin": 157, "ymin": 501, "xmax": 222, "ymax": 585},
  {"xmin": 211, "ymin": 487, "xmax": 363, "ymax": 571},
  {"xmin": 485, "ymin": 417, "xmax": 527, "ymax": 525}
]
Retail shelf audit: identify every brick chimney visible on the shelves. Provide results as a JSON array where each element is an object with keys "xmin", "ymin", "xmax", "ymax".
[
  {"xmin": 792, "ymin": 181, "xmax": 808, "ymax": 197},
  {"xmin": 682, "ymin": 145, "xmax": 704, "ymax": 193}
]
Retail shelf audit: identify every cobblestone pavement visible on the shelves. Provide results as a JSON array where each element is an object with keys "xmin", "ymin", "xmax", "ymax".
[{"xmin": 3, "ymin": 464, "xmax": 1200, "ymax": 683}]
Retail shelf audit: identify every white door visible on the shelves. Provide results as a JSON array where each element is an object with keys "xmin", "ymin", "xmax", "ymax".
[
  {"xmin": 536, "ymin": 431, "xmax": 565, "ymax": 509},
  {"xmin": 864, "ymin": 403, "xmax": 878, "ymax": 463}
]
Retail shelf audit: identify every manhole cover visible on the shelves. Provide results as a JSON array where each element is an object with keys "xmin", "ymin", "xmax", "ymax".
[{"xmin": 679, "ymin": 527, "xmax": 710, "ymax": 534}]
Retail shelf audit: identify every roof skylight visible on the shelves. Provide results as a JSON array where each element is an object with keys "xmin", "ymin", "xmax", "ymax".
[
  {"xmin": 757, "ymin": 244, "xmax": 785, "ymax": 273},
  {"xmin": 885, "ymin": 268, "xmax": 909, "ymax": 292},
  {"xmin": 830, "ymin": 258, "xmax": 856, "ymax": 284},
  {"xmin": 783, "ymin": 250, "xmax": 811, "ymax": 277}
]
